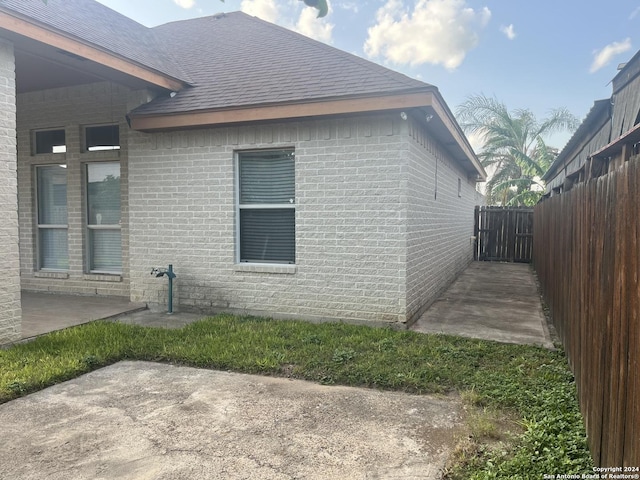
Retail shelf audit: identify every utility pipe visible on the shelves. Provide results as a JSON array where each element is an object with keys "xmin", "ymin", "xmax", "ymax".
[{"xmin": 167, "ymin": 264, "xmax": 174, "ymax": 314}]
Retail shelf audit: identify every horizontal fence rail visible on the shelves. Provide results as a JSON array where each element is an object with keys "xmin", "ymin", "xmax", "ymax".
[
  {"xmin": 475, "ymin": 206, "xmax": 533, "ymax": 263},
  {"xmin": 533, "ymin": 158, "xmax": 639, "ymax": 466}
]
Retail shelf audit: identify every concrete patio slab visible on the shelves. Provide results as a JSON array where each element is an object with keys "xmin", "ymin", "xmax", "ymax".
[
  {"xmin": 411, "ymin": 262, "xmax": 554, "ymax": 348},
  {"xmin": 0, "ymin": 361, "xmax": 466, "ymax": 480},
  {"xmin": 20, "ymin": 291, "xmax": 146, "ymax": 340}
]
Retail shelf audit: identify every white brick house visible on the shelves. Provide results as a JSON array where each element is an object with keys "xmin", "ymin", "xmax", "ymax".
[{"xmin": 0, "ymin": 0, "xmax": 485, "ymax": 343}]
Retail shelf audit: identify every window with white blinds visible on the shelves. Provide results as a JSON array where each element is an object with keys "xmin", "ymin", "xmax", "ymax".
[
  {"xmin": 237, "ymin": 150, "xmax": 295, "ymax": 264},
  {"xmin": 86, "ymin": 162, "xmax": 122, "ymax": 273},
  {"xmin": 36, "ymin": 165, "xmax": 69, "ymax": 270}
]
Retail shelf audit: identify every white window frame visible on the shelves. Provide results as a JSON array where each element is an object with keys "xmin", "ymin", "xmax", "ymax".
[
  {"xmin": 85, "ymin": 161, "xmax": 122, "ymax": 274},
  {"xmin": 235, "ymin": 149, "xmax": 296, "ymax": 265},
  {"xmin": 35, "ymin": 164, "xmax": 68, "ymax": 271}
]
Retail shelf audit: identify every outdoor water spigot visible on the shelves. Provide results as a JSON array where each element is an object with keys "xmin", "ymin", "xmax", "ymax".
[
  {"xmin": 151, "ymin": 266, "xmax": 176, "ymax": 279},
  {"xmin": 150, "ymin": 267, "xmax": 164, "ymax": 277},
  {"xmin": 150, "ymin": 264, "xmax": 176, "ymax": 313}
]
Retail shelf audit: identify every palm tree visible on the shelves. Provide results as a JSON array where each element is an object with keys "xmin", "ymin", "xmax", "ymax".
[{"xmin": 456, "ymin": 95, "xmax": 578, "ymax": 206}]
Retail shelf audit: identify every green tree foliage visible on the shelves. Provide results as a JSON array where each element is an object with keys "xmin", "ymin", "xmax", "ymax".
[{"xmin": 456, "ymin": 94, "xmax": 578, "ymax": 206}]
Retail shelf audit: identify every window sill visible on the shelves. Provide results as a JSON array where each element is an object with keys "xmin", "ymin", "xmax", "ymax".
[
  {"xmin": 35, "ymin": 271, "xmax": 69, "ymax": 279},
  {"xmin": 234, "ymin": 264, "xmax": 296, "ymax": 274},
  {"xmin": 32, "ymin": 153, "xmax": 67, "ymax": 159},
  {"xmin": 80, "ymin": 150, "xmax": 120, "ymax": 160},
  {"xmin": 83, "ymin": 273, "xmax": 122, "ymax": 283}
]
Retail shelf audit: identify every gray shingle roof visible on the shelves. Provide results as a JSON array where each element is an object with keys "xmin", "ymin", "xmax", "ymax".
[
  {"xmin": 0, "ymin": 0, "xmax": 191, "ymax": 83},
  {"xmin": 2, "ymin": 1, "xmax": 434, "ymax": 115},
  {"xmin": 131, "ymin": 12, "xmax": 433, "ymax": 116}
]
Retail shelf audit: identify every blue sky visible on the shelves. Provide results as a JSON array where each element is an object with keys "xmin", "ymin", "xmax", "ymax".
[{"xmin": 96, "ymin": 0, "xmax": 640, "ymax": 149}]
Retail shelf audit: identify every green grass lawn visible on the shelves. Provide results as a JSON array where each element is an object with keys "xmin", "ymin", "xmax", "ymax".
[{"xmin": 0, "ymin": 314, "xmax": 592, "ymax": 478}]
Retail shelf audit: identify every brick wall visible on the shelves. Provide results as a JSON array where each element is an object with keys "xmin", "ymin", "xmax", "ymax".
[
  {"xmin": 17, "ymin": 82, "xmax": 135, "ymax": 297},
  {"xmin": 405, "ymin": 117, "xmax": 484, "ymax": 323},
  {"xmin": 0, "ymin": 39, "xmax": 21, "ymax": 343},
  {"xmin": 128, "ymin": 115, "xmax": 409, "ymax": 325},
  {"xmin": 14, "ymin": 82, "xmax": 482, "ymax": 327},
  {"xmin": 128, "ymin": 113, "xmax": 481, "ymax": 326}
]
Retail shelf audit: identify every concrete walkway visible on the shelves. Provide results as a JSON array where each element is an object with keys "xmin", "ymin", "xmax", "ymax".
[
  {"xmin": 20, "ymin": 291, "xmax": 146, "ymax": 340},
  {"xmin": 411, "ymin": 262, "xmax": 554, "ymax": 349}
]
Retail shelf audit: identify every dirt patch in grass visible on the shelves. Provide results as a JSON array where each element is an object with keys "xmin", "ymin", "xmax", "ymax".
[{"xmin": 443, "ymin": 403, "xmax": 525, "ymax": 479}]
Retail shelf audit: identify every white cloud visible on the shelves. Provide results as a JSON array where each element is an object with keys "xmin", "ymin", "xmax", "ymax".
[
  {"xmin": 173, "ymin": 0, "xmax": 195, "ymax": 8},
  {"xmin": 630, "ymin": 6, "xmax": 640, "ymax": 19},
  {"xmin": 500, "ymin": 24, "xmax": 516, "ymax": 40},
  {"xmin": 295, "ymin": 6, "xmax": 334, "ymax": 43},
  {"xmin": 466, "ymin": 130, "xmax": 486, "ymax": 154},
  {"xmin": 364, "ymin": 0, "xmax": 491, "ymax": 70},
  {"xmin": 590, "ymin": 38, "xmax": 632, "ymax": 73},
  {"xmin": 337, "ymin": 1, "xmax": 359, "ymax": 13},
  {"xmin": 240, "ymin": 0, "xmax": 280, "ymax": 23},
  {"xmin": 239, "ymin": 0, "xmax": 334, "ymax": 44}
]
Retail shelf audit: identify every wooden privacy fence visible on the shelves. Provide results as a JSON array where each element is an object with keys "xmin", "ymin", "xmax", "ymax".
[
  {"xmin": 533, "ymin": 158, "xmax": 640, "ymax": 466},
  {"xmin": 474, "ymin": 206, "xmax": 533, "ymax": 262}
]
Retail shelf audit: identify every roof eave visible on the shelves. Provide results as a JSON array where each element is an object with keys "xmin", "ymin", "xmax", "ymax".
[
  {"xmin": 591, "ymin": 121, "xmax": 640, "ymax": 159},
  {"xmin": 129, "ymin": 90, "xmax": 436, "ymax": 128},
  {"xmin": 129, "ymin": 89, "xmax": 486, "ymax": 180},
  {"xmin": 426, "ymin": 90, "xmax": 486, "ymax": 180},
  {"xmin": 0, "ymin": 9, "xmax": 188, "ymax": 91}
]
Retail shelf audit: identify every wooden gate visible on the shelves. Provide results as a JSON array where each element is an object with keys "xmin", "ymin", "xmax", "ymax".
[{"xmin": 474, "ymin": 206, "xmax": 534, "ymax": 262}]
